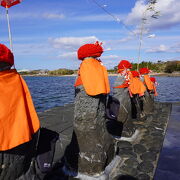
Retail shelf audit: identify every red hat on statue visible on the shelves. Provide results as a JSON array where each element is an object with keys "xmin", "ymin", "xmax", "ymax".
[
  {"xmin": 0, "ymin": 44, "xmax": 14, "ymax": 66},
  {"xmin": 150, "ymin": 77, "xmax": 156, "ymax": 83},
  {"xmin": 139, "ymin": 67, "xmax": 150, "ymax": 75},
  {"xmin": 131, "ymin": 70, "xmax": 140, "ymax": 77},
  {"xmin": 117, "ymin": 60, "xmax": 132, "ymax": 73},
  {"xmin": 77, "ymin": 41, "xmax": 103, "ymax": 60}
]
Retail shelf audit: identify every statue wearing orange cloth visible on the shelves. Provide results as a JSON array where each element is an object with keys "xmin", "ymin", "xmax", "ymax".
[
  {"xmin": 113, "ymin": 60, "xmax": 133, "ymax": 123},
  {"xmin": 74, "ymin": 41, "xmax": 110, "ymax": 95},
  {"xmin": 150, "ymin": 77, "xmax": 158, "ymax": 96},
  {"xmin": 113, "ymin": 60, "xmax": 133, "ymax": 90},
  {"xmin": 0, "ymin": 44, "xmax": 40, "ymax": 179},
  {"xmin": 139, "ymin": 67, "xmax": 157, "ymax": 114},
  {"xmin": 129, "ymin": 70, "xmax": 146, "ymax": 97},
  {"xmin": 65, "ymin": 42, "xmax": 114, "ymax": 174},
  {"xmin": 139, "ymin": 67, "xmax": 158, "ymax": 96}
]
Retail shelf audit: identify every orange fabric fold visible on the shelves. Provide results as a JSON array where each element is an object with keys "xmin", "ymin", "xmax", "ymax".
[
  {"xmin": 153, "ymin": 85, "xmax": 158, "ymax": 96},
  {"xmin": 74, "ymin": 58, "xmax": 110, "ymax": 96},
  {"xmin": 129, "ymin": 77, "xmax": 146, "ymax": 96},
  {"xmin": 113, "ymin": 81, "xmax": 129, "ymax": 88},
  {"xmin": 74, "ymin": 75, "xmax": 82, "ymax": 87},
  {"xmin": 144, "ymin": 75, "xmax": 154, "ymax": 91},
  {"xmin": 0, "ymin": 69, "xmax": 40, "ymax": 151}
]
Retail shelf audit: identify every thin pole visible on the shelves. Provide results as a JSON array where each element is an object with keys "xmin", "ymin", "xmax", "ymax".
[
  {"xmin": 6, "ymin": 6, "xmax": 13, "ymax": 52},
  {"xmin": 137, "ymin": 30, "xmax": 143, "ymax": 71},
  {"xmin": 6, "ymin": 6, "xmax": 15, "ymax": 68},
  {"xmin": 137, "ymin": 6, "xmax": 149, "ymax": 71}
]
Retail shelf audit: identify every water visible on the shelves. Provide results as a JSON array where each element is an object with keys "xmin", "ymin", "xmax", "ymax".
[
  {"xmin": 155, "ymin": 76, "xmax": 180, "ymax": 103},
  {"xmin": 24, "ymin": 76, "xmax": 180, "ymax": 112},
  {"xmin": 24, "ymin": 76, "xmax": 76, "ymax": 112}
]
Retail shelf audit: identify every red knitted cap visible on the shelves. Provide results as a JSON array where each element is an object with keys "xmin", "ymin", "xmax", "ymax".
[
  {"xmin": 139, "ymin": 67, "xmax": 150, "ymax": 75},
  {"xmin": 131, "ymin": 70, "xmax": 140, "ymax": 77},
  {"xmin": 77, "ymin": 41, "xmax": 103, "ymax": 60},
  {"xmin": 0, "ymin": 44, "xmax": 14, "ymax": 66},
  {"xmin": 150, "ymin": 77, "xmax": 156, "ymax": 83},
  {"xmin": 117, "ymin": 60, "xmax": 132, "ymax": 72}
]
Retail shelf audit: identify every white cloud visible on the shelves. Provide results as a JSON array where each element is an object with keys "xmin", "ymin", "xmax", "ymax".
[
  {"xmin": 125, "ymin": 0, "xmax": 180, "ymax": 31},
  {"xmin": 125, "ymin": 0, "xmax": 146, "ymax": 25},
  {"xmin": 102, "ymin": 55, "xmax": 119, "ymax": 60},
  {"xmin": 42, "ymin": 13, "xmax": 65, "ymax": 20},
  {"xmin": 57, "ymin": 51, "xmax": 76, "ymax": 58},
  {"xmin": 147, "ymin": 34, "xmax": 156, "ymax": 38},
  {"xmin": 146, "ymin": 42, "xmax": 180, "ymax": 53},
  {"xmin": 146, "ymin": 44, "xmax": 169, "ymax": 53},
  {"xmin": 49, "ymin": 36, "xmax": 99, "ymax": 51},
  {"xmin": 0, "ymin": 12, "xmax": 66, "ymax": 20}
]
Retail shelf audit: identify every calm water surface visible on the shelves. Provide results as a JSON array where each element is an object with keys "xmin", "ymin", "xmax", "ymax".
[{"xmin": 24, "ymin": 76, "xmax": 180, "ymax": 112}]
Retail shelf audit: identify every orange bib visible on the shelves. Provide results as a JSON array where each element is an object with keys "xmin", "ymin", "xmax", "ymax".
[
  {"xmin": 144, "ymin": 75, "xmax": 154, "ymax": 91},
  {"xmin": 0, "ymin": 69, "xmax": 40, "ymax": 150},
  {"xmin": 129, "ymin": 77, "xmax": 146, "ymax": 96},
  {"xmin": 74, "ymin": 58, "xmax": 110, "ymax": 96}
]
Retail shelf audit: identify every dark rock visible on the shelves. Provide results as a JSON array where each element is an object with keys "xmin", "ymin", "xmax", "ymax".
[
  {"xmin": 140, "ymin": 152, "xmax": 157, "ymax": 161},
  {"xmin": 121, "ymin": 127, "xmax": 136, "ymax": 137},
  {"xmin": 137, "ymin": 161, "xmax": 154, "ymax": 173},
  {"xmin": 113, "ymin": 76, "xmax": 132, "ymax": 123},
  {"xmin": 124, "ymin": 158, "xmax": 139, "ymax": 168},
  {"xmin": 106, "ymin": 120, "xmax": 123, "ymax": 137},
  {"xmin": 64, "ymin": 85, "xmax": 114, "ymax": 175},
  {"xmin": 121, "ymin": 166, "xmax": 138, "ymax": 177},
  {"xmin": 119, "ymin": 150, "xmax": 137, "ymax": 158},
  {"xmin": 133, "ymin": 144, "xmax": 147, "ymax": 154},
  {"xmin": 148, "ymin": 146, "xmax": 160, "ymax": 153},
  {"xmin": 0, "ymin": 133, "xmax": 38, "ymax": 180},
  {"xmin": 136, "ymin": 173, "xmax": 150, "ymax": 180},
  {"xmin": 117, "ymin": 141, "xmax": 132, "ymax": 148},
  {"xmin": 113, "ymin": 174, "xmax": 138, "ymax": 180}
]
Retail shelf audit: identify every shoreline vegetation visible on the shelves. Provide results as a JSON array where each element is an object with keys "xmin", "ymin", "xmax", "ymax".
[{"xmin": 19, "ymin": 60, "xmax": 180, "ymax": 77}]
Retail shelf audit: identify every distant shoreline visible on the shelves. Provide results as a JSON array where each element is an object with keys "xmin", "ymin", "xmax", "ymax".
[{"xmin": 22, "ymin": 72, "xmax": 180, "ymax": 77}]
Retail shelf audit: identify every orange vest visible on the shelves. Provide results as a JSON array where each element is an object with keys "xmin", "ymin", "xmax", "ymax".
[
  {"xmin": 144, "ymin": 75, "xmax": 154, "ymax": 91},
  {"xmin": 129, "ymin": 77, "xmax": 146, "ymax": 96},
  {"xmin": 74, "ymin": 58, "xmax": 110, "ymax": 96},
  {"xmin": 0, "ymin": 69, "xmax": 40, "ymax": 150}
]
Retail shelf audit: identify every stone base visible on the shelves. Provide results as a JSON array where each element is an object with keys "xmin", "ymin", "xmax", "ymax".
[
  {"xmin": 111, "ymin": 102, "xmax": 171, "ymax": 179},
  {"xmin": 62, "ymin": 155, "xmax": 121, "ymax": 180}
]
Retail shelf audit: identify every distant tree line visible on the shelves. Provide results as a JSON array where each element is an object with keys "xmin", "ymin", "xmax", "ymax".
[
  {"xmin": 19, "ymin": 69, "xmax": 75, "ymax": 76},
  {"xmin": 108, "ymin": 61, "xmax": 180, "ymax": 74},
  {"xmin": 19, "ymin": 61, "xmax": 180, "ymax": 76},
  {"xmin": 48, "ymin": 69, "xmax": 74, "ymax": 75},
  {"xmin": 164, "ymin": 61, "xmax": 180, "ymax": 73}
]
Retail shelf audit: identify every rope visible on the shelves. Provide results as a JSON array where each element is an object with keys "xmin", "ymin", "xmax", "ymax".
[{"xmin": 90, "ymin": 0, "xmax": 137, "ymax": 37}]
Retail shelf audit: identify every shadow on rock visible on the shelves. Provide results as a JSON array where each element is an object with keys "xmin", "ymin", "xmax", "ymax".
[
  {"xmin": 106, "ymin": 120, "xmax": 123, "ymax": 137},
  {"xmin": 114, "ymin": 175, "xmax": 138, "ymax": 180}
]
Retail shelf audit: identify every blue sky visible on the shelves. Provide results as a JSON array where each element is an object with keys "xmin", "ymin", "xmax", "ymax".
[{"xmin": 0, "ymin": 0, "xmax": 180, "ymax": 70}]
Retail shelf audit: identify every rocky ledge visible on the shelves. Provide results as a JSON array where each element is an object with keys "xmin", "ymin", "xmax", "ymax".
[{"xmin": 37, "ymin": 102, "xmax": 171, "ymax": 180}]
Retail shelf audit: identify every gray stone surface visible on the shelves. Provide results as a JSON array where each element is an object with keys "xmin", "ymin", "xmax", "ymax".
[
  {"xmin": 38, "ymin": 104, "xmax": 74, "ymax": 162},
  {"xmin": 65, "ymin": 85, "xmax": 114, "ymax": 176},
  {"xmin": 0, "ymin": 133, "xmax": 38, "ymax": 180},
  {"xmin": 32, "ymin": 101, "xmax": 171, "ymax": 180},
  {"xmin": 36, "ymin": 97, "xmax": 172, "ymax": 180},
  {"xmin": 113, "ymin": 76, "xmax": 132, "ymax": 123},
  {"xmin": 111, "ymin": 102, "xmax": 171, "ymax": 180}
]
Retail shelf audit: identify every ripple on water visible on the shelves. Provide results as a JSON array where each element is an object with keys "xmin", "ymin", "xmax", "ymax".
[{"xmin": 24, "ymin": 76, "xmax": 180, "ymax": 112}]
